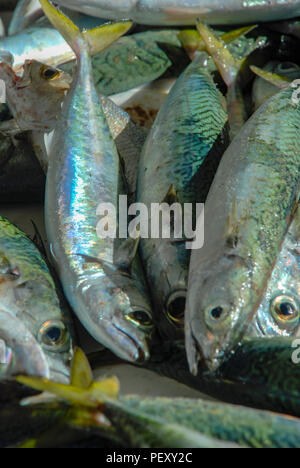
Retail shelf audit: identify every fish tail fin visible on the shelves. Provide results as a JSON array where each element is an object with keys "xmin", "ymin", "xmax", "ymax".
[
  {"xmin": 39, "ymin": 0, "xmax": 132, "ymax": 57},
  {"xmin": 196, "ymin": 21, "xmax": 242, "ymax": 87},
  {"xmin": 178, "ymin": 24, "xmax": 256, "ymax": 61},
  {"xmin": 250, "ymin": 65, "xmax": 291, "ymax": 89}
]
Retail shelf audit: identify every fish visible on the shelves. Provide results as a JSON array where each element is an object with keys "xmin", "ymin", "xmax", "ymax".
[
  {"xmin": 252, "ymin": 60, "xmax": 300, "ymax": 111},
  {"xmin": 17, "ymin": 349, "xmax": 242, "ymax": 449},
  {"xmin": 16, "ymin": 346, "xmax": 300, "ymax": 448},
  {"xmin": 137, "ymin": 47, "xmax": 229, "ymax": 338},
  {"xmin": 0, "ymin": 307, "xmax": 49, "ymax": 380},
  {"xmin": 0, "ymin": 215, "xmax": 74, "ymax": 383},
  {"xmin": 0, "ymin": 21, "xmax": 189, "ymax": 96},
  {"xmin": 91, "ymin": 335, "xmax": 300, "ymax": 418},
  {"xmin": 247, "ymin": 207, "xmax": 300, "ymax": 338},
  {"xmin": 0, "ymin": 13, "xmax": 107, "ymax": 69},
  {"xmin": 123, "ymin": 395, "xmax": 300, "ymax": 449},
  {"xmin": 53, "ymin": 0, "xmax": 300, "ymax": 26},
  {"xmin": 0, "ymin": 57, "xmax": 147, "ymax": 200},
  {"xmin": 41, "ymin": 0, "xmax": 154, "ymax": 363},
  {"xmin": 0, "ymin": 59, "xmax": 72, "ymax": 134},
  {"xmin": 185, "ymin": 80, "xmax": 300, "ymax": 373}
]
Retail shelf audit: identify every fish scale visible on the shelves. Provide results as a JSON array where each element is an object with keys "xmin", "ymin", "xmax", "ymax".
[
  {"xmin": 0, "ymin": 215, "xmax": 74, "ymax": 383},
  {"xmin": 137, "ymin": 52, "xmax": 228, "ymax": 338},
  {"xmin": 41, "ymin": 0, "xmax": 154, "ymax": 363},
  {"xmin": 53, "ymin": 0, "xmax": 300, "ymax": 26},
  {"xmin": 186, "ymin": 85, "xmax": 300, "ymax": 374}
]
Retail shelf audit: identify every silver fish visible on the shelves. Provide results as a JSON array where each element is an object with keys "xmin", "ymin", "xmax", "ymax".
[
  {"xmin": 185, "ymin": 84, "xmax": 300, "ymax": 374},
  {"xmin": 0, "ymin": 308, "xmax": 49, "ymax": 379},
  {"xmin": 0, "ymin": 215, "xmax": 74, "ymax": 383},
  {"xmin": 137, "ymin": 51, "xmax": 228, "ymax": 338},
  {"xmin": 42, "ymin": 0, "xmax": 154, "ymax": 363},
  {"xmin": 0, "ymin": 12, "xmax": 106, "ymax": 69},
  {"xmin": 248, "ymin": 208, "xmax": 300, "ymax": 338},
  {"xmin": 53, "ymin": 0, "xmax": 300, "ymax": 26}
]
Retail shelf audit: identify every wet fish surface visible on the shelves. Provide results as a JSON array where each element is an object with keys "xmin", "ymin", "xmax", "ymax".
[
  {"xmin": 185, "ymin": 83, "xmax": 300, "ymax": 373},
  {"xmin": 137, "ymin": 51, "xmax": 229, "ymax": 339},
  {"xmin": 53, "ymin": 0, "xmax": 300, "ymax": 26},
  {"xmin": 0, "ymin": 215, "xmax": 74, "ymax": 383},
  {"xmin": 42, "ymin": 1, "xmax": 155, "ymax": 363}
]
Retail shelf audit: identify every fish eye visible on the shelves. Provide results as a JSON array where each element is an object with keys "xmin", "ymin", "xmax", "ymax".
[
  {"xmin": 38, "ymin": 320, "xmax": 68, "ymax": 349},
  {"xmin": 166, "ymin": 293, "xmax": 186, "ymax": 327},
  {"xmin": 205, "ymin": 305, "xmax": 230, "ymax": 329},
  {"xmin": 125, "ymin": 309, "xmax": 154, "ymax": 330},
  {"xmin": 210, "ymin": 307, "xmax": 225, "ymax": 320},
  {"xmin": 271, "ymin": 295, "xmax": 300, "ymax": 326},
  {"xmin": 277, "ymin": 62, "xmax": 299, "ymax": 73},
  {"xmin": 40, "ymin": 65, "xmax": 60, "ymax": 81}
]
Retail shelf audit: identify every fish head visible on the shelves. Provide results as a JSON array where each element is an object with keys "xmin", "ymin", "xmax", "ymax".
[
  {"xmin": 0, "ymin": 307, "xmax": 49, "ymax": 380},
  {"xmin": 13, "ymin": 279, "xmax": 74, "ymax": 383},
  {"xmin": 186, "ymin": 252, "xmax": 253, "ymax": 374},
  {"xmin": 80, "ymin": 268, "xmax": 155, "ymax": 364},
  {"xmin": 22, "ymin": 59, "xmax": 72, "ymax": 91}
]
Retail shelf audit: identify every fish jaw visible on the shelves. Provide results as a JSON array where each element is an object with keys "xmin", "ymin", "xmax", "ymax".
[{"xmin": 0, "ymin": 308, "xmax": 49, "ymax": 379}]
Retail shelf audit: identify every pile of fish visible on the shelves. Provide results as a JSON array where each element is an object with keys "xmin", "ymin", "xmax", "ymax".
[{"xmin": 1, "ymin": 0, "xmax": 300, "ymax": 448}]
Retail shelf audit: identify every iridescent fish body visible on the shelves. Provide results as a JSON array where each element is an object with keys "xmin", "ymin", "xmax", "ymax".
[
  {"xmin": 0, "ymin": 215, "xmax": 74, "ymax": 382},
  {"xmin": 137, "ymin": 51, "xmax": 228, "ymax": 338},
  {"xmin": 42, "ymin": 0, "xmax": 154, "ymax": 362},
  {"xmin": 248, "ymin": 208, "xmax": 300, "ymax": 338},
  {"xmin": 185, "ymin": 85, "xmax": 300, "ymax": 373},
  {"xmin": 54, "ymin": 0, "xmax": 300, "ymax": 26}
]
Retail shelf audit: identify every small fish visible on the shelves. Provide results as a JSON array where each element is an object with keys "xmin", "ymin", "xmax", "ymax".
[
  {"xmin": 248, "ymin": 207, "xmax": 300, "ymax": 338},
  {"xmin": 92, "ymin": 336, "xmax": 300, "ymax": 419},
  {"xmin": 0, "ymin": 215, "xmax": 74, "ymax": 383},
  {"xmin": 252, "ymin": 60, "xmax": 300, "ymax": 111},
  {"xmin": 0, "ymin": 59, "xmax": 71, "ymax": 134},
  {"xmin": 185, "ymin": 79, "xmax": 300, "ymax": 373},
  {"xmin": 124, "ymin": 395, "xmax": 300, "ymax": 448},
  {"xmin": 41, "ymin": 0, "xmax": 154, "ymax": 362},
  {"xmin": 17, "ymin": 349, "xmax": 241, "ymax": 449},
  {"xmin": 0, "ymin": 307, "xmax": 49, "ymax": 380},
  {"xmin": 53, "ymin": 0, "xmax": 300, "ymax": 26},
  {"xmin": 0, "ymin": 13, "xmax": 107, "ymax": 69},
  {"xmin": 137, "ymin": 46, "xmax": 229, "ymax": 338},
  {"xmin": 0, "ymin": 58, "xmax": 147, "ymax": 200}
]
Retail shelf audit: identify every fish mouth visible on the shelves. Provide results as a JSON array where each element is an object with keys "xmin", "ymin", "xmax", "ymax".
[
  {"xmin": 111, "ymin": 320, "xmax": 150, "ymax": 364},
  {"xmin": 166, "ymin": 290, "xmax": 187, "ymax": 327}
]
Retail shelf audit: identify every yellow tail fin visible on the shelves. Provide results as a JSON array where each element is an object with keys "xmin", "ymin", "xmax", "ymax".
[
  {"xmin": 39, "ymin": 0, "xmax": 132, "ymax": 56},
  {"xmin": 251, "ymin": 65, "xmax": 291, "ymax": 89},
  {"xmin": 196, "ymin": 21, "xmax": 242, "ymax": 87},
  {"xmin": 179, "ymin": 25, "xmax": 256, "ymax": 60}
]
